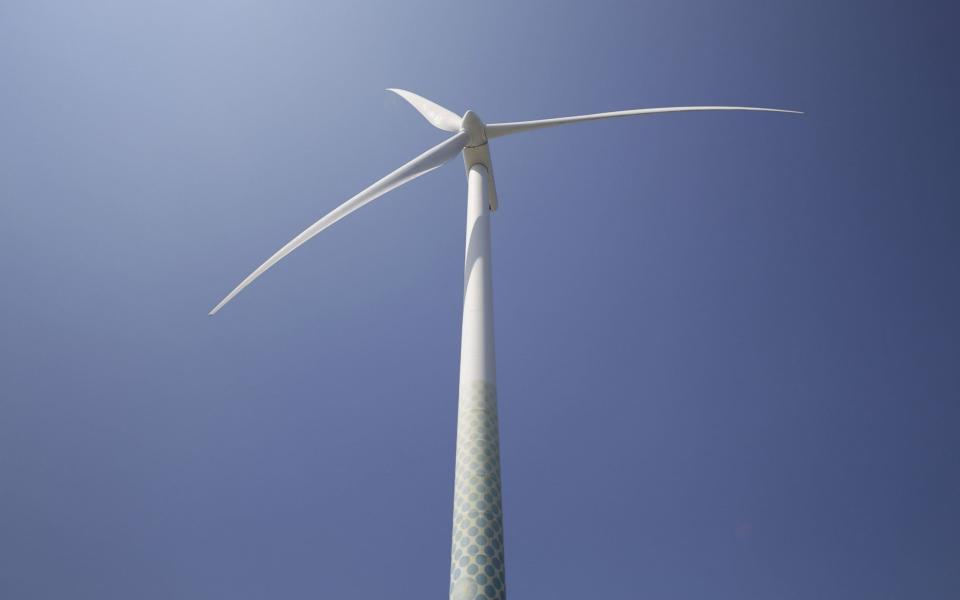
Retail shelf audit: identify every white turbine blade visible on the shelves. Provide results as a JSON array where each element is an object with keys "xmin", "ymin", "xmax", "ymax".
[
  {"xmin": 209, "ymin": 131, "xmax": 470, "ymax": 315},
  {"xmin": 485, "ymin": 105, "xmax": 802, "ymax": 138},
  {"xmin": 387, "ymin": 88, "xmax": 462, "ymax": 132}
]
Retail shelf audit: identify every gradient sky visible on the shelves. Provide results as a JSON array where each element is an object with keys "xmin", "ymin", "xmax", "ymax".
[{"xmin": 1, "ymin": 1, "xmax": 958, "ymax": 598}]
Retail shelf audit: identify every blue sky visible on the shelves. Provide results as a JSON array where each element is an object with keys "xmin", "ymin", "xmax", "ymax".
[{"xmin": 1, "ymin": 1, "xmax": 958, "ymax": 598}]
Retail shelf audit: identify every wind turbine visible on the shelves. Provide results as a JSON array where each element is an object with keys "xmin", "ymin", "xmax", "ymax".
[{"xmin": 210, "ymin": 89, "xmax": 800, "ymax": 600}]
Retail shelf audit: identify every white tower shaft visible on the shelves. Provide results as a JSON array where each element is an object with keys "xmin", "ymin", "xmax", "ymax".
[{"xmin": 450, "ymin": 164, "xmax": 505, "ymax": 600}]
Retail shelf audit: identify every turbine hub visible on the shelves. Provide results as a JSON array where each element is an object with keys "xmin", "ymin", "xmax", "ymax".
[{"xmin": 461, "ymin": 110, "xmax": 487, "ymax": 147}]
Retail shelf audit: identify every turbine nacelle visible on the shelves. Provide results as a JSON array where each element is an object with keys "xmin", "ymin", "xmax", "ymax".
[
  {"xmin": 460, "ymin": 110, "xmax": 487, "ymax": 147},
  {"xmin": 457, "ymin": 110, "xmax": 498, "ymax": 212}
]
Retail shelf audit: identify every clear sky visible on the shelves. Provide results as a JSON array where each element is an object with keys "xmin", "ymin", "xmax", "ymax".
[{"xmin": 1, "ymin": 1, "xmax": 957, "ymax": 598}]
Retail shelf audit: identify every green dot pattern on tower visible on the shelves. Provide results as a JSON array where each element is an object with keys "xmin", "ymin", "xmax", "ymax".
[{"xmin": 450, "ymin": 381, "xmax": 505, "ymax": 600}]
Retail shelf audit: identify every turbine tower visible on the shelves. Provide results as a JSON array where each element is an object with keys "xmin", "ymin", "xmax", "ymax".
[{"xmin": 210, "ymin": 89, "xmax": 800, "ymax": 600}]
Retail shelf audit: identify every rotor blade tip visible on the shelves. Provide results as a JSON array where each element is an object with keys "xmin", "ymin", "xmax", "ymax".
[{"xmin": 209, "ymin": 299, "xmax": 229, "ymax": 316}]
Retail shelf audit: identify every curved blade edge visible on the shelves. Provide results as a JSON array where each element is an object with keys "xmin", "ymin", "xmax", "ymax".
[
  {"xmin": 387, "ymin": 88, "xmax": 462, "ymax": 132},
  {"xmin": 486, "ymin": 106, "xmax": 802, "ymax": 138},
  {"xmin": 209, "ymin": 131, "xmax": 470, "ymax": 315}
]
